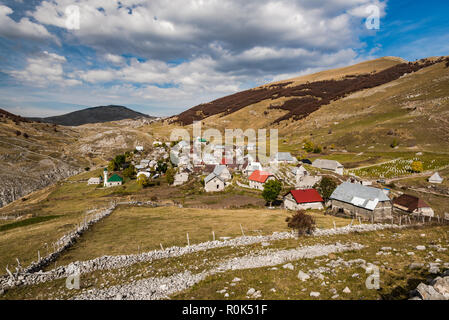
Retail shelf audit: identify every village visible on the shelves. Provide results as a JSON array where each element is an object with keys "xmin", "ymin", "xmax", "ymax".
[{"xmin": 89, "ymin": 137, "xmax": 447, "ymax": 224}]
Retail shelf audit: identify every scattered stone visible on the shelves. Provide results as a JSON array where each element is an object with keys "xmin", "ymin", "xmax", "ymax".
[
  {"xmin": 409, "ymin": 262, "xmax": 424, "ymax": 270},
  {"xmin": 310, "ymin": 292, "xmax": 320, "ymax": 298},
  {"xmin": 416, "ymin": 246, "xmax": 426, "ymax": 251},
  {"xmin": 247, "ymin": 288, "xmax": 256, "ymax": 296},
  {"xmin": 232, "ymin": 277, "xmax": 241, "ymax": 283},
  {"xmin": 343, "ymin": 287, "xmax": 351, "ymax": 294},
  {"xmin": 332, "ymin": 294, "xmax": 339, "ymax": 299},
  {"xmin": 283, "ymin": 263, "xmax": 294, "ymax": 270},
  {"xmin": 297, "ymin": 271, "xmax": 310, "ymax": 282}
]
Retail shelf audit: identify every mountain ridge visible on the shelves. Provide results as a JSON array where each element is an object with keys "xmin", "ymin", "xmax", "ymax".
[{"xmin": 28, "ymin": 105, "xmax": 154, "ymax": 126}]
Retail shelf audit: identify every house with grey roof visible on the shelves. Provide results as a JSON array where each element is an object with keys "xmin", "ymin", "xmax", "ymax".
[
  {"xmin": 204, "ymin": 172, "xmax": 226, "ymax": 192},
  {"xmin": 329, "ymin": 182, "xmax": 392, "ymax": 222},
  {"xmin": 271, "ymin": 152, "xmax": 297, "ymax": 164},
  {"xmin": 213, "ymin": 165, "xmax": 232, "ymax": 181},
  {"xmin": 312, "ymin": 159, "xmax": 344, "ymax": 175}
]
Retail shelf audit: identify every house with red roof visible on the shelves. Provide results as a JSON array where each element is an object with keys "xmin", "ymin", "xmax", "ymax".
[
  {"xmin": 283, "ymin": 189, "xmax": 324, "ymax": 211},
  {"xmin": 248, "ymin": 170, "xmax": 275, "ymax": 190},
  {"xmin": 393, "ymin": 194, "xmax": 434, "ymax": 217}
]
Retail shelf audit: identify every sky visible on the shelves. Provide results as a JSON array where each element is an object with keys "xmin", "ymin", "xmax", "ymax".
[{"xmin": 0, "ymin": 0, "xmax": 448, "ymax": 118}]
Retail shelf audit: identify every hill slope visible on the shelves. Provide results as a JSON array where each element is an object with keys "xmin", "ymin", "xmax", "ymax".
[
  {"xmin": 29, "ymin": 105, "xmax": 154, "ymax": 126},
  {"xmin": 174, "ymin": 57, "xmax": 448, "ymax": 126}
]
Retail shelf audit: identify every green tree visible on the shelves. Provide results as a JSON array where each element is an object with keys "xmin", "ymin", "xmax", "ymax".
[
  {"xmin": 114, "ymin": 154, "xmax": 126, "ymax": 168},
  {"xmin": 157, "ymin": 161, "xmax": 168, "ymax": 173},
  {"xmin": 165, "ymin": 168, "xmax": 175, "ymax": 185},
  {"xmin": 262, "ymin": 180, "xmax": 282, "ymax": 207},
  {"xmin": 411, "ymin": 161, "xmax": 423, "ymax": 173},
  {"xmin": 123, "ymin": 164, "xmax": 136, "ymax": 179},
  {"xmin": 314, "ymin": 177, "xmax": 337, "ymax": 202},
  {"xmin": 108, "ymin": 160, "xmax": 117, "ymax": 172}
]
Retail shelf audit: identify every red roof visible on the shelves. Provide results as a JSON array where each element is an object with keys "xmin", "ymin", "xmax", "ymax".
[
  {"xmin": 393, "ymin": 194, "xmax": 430, "ymax": 212},
  {"xmin": 249, "ymin": 170, "xmax": 274, "ymax": 183},
  {"xmin": 288, "ymin": 189, "xmax": 323, "ymax": 204}
]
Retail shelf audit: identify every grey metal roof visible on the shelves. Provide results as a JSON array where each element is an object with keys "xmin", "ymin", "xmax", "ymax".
[
  {"xmin": 275, "ymin": 152, "xmax": 294, "ymax": 161},
  {"xmin": 330, "ymin": 182, "xmax": 390, "ymax": 211},
  {"xmin": 213, "ymin": 165, "xmax": 227, "ymax": 176},
  {"xmin": 205, "ymin": 173, "xmax": 223, "ymax": 184},
  {"xmin": 429, "ymin": 172, "xmax": 443, "ymax": 182},
  {"xmin": 312, "ymin": 159, "xmax": 343, "ymax": 170}
]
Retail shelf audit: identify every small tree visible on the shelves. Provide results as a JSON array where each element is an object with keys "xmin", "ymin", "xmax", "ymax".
[
  {"xmin": 166, "ymin": 168, "xmax": 175, "ymax": 185},
  {"xmin": 411, "ymin": 161, "xmax": 423, "ymax": 173},
  {"xmin": 137, "ymin": 175, "xmax": 149, "ymax": 187},
  {"xmin": 313, "ymin": 145, "xmax": 322, "ymax": 154},
  {"xmin": 286, "ymin": 211, "xmax": 316, "ymax": 236},
  {"xmin": 390, "ymin": 139, "xmax": 399, "ymax": 148},
  {"xmin": 315, "ymin": 177, "xmax": 337, "ymax": 202},
  {"xmin": 303, "ymin": 140, "xmax": 314, "ymax": 153},
  {"xmin": 108, "ymin": 160, "xmax": 117, "ymax": 172},
  {"xmin": 262, "ymin": 180, "xmax": 282, "ymax": 207},
  {"xmin": 123, "ymin": 164, "xmax": 136, "ymax": 179},
  {"xmin": 157, "ymin": 161, "xmax": 168, "ymax": 174}
]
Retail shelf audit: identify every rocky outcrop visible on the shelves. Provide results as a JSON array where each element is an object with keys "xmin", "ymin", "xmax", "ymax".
[
  {"xmin": 410, "ymin": 270, "xmax": 449, "ymax": 300},
  {"xmin": 0, "ymin": 164, "xmax": 82, "ymax": 208}
]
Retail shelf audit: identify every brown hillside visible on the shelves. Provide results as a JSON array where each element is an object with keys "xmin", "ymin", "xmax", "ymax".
[{"xmin": 175, "ymin": 57, "xmax": 447, "ymax": 126}]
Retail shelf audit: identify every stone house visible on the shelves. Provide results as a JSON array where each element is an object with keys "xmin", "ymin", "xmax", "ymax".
[
  {"xmin": 312, "ymin": 159, "xmax": 344, "ymax": 175},
  {"xmin": 329, "ymin": 182, "xmax": 392, "ymax": 222},
  {"xmin": 393, "ymin": 194, "xmax": 434, "ymax": 217},
  {"xmin": 271, "ymin": 152, "xmax": 297, "ymax": 164},
  {"xmin": 204, "ymin": 173, "xmax": 226, "ymax": 192},
  {"xmin": 88, "ymin": 177, "xmax": 102, "ymax": 185},
  {"xmin": 173, "ymin": 172, "xmax": 189, "ymax": 186},
  {"xmin": 213, "ymin": 165, "xmax": 232, "ymax": 181},
  {"xmin": 248, "ymin": 170, "xmax": 276, "ymax": 190},
  {"xmin": 284, "ymin": 189, "xmax": 324, "ymax": 211}
]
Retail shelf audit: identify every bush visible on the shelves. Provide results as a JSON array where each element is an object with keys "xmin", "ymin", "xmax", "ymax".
[
  {"xmin": 84, "ymin": 167, "xmax": 90, "ymax": 171},
  {"xmin": 411, "ymin": 161, "xmax": 423, "ymax": 173},
  {"xmin": 286, "ymin": 211, "xmax": 316, "ymax": 236},
  {"xmin": 166, "ymin": 168, "xmax": 175, "ymax": 185},
  {"xmin": 137, "ymin": 175, "xmax": 149, "ymax": 187},
  {"xmin": 151, "ymin": 196, "xmax": 158, "ymax": 202},
  {"xmin": 123, "ymin": 164, "xmax": 136, "ymax": 179},
  {"xmin": 390, "ymin": 139, "xmax": 399, "ymax": 148}
]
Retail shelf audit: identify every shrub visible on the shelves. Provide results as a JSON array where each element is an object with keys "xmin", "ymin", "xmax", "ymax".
[
  {"xmin": 390, "ymin": 139, "xmax": 399, "ymax": 148},
  {"xmin": 411, "ymin": 161, "xmax": 423, "ymax": 173},
  {"xmin": 84, "ymin": 167, "xmax": 90, "ymax": 171},
  {"xmin": 123, "ymin": 164, "xmax": 136, "ymax": 179},
  {"xmin": 286, "ymin": 211, "xmax": 316, "ymax": 236},
  {"xmin": 151, "ymin": 196, "xmax": 158, "ymax": 202},
  {"xmin": 137, "ymin": 175, "xmax": 149, "ymax": 187},
  {"xmin": 166, "ymin": 168, "xmax": 175, "ymax": 185}
]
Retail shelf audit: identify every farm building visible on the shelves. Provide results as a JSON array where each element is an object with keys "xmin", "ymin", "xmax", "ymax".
[
  {"xmin": 271, "ymin": 152, "xmax": 297, "ymax": 164},
  {"xmin": 213, "ymin": 165, "xmax": 232, "ymax": 181},
  {"xmin": 312, "ymin": 159, "xmax": 344, "ymax": 175},
  {"xmin": 249, "ymin": 170, "xmax": 275, "ymax": 190},
  {"xmin": 173, "ymin": 172, "xmax": 189, "ymax": 186},
  {"xmin": 204, "ymin": 173, "xmax": 226, "ymax": 192},
  {"xmin": 88, "ymin": 177, "xmax": 102, "ymax": 185},
  {"xmin": 393, "ymin": 194, "xmax": 434, "ymax": 217},
  {"xmin": 284, "ymin": 189, "xmax": 324, "ymax": 211},
  {"xmin": 329, "ymin": 182, "xmax": 393, "ymax": 221},
  {"xmin": 244, "ymin": 162, "xmax": 263, "ymax": 177},
  {"xmin": 103, "ymin": 169, "xmax": 123, "ymax": 187},
  {"xmin": 296, "ymin": 175, "xmax": 322, "ymax": 190},
  {"xmin": 428, "ymin": 172, "xmax": 444, "ymax": 184}
]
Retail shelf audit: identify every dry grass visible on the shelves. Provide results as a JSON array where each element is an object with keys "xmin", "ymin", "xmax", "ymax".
[{"xmin": 53, "ymin": 206, "xmax": 351, "ymax": 266}]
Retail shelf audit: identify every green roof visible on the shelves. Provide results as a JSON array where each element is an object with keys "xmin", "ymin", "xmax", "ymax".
[{"xmin": 107, "ymin": 174, "xmax": 123, "ymax": 182}]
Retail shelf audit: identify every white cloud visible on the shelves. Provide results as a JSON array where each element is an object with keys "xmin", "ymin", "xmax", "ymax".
[
  {"xmin": 0, "ymin": 5, "xmax": 56, "ymax": 41},
  {"xmin": 8, "ymin": 51, "xmax": 81, "ymax": 87}
]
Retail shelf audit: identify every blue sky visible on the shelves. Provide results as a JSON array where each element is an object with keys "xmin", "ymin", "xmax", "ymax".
[{"xmin": 0, "ymin": 0, "xmax": 448, "ymax": 117}]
